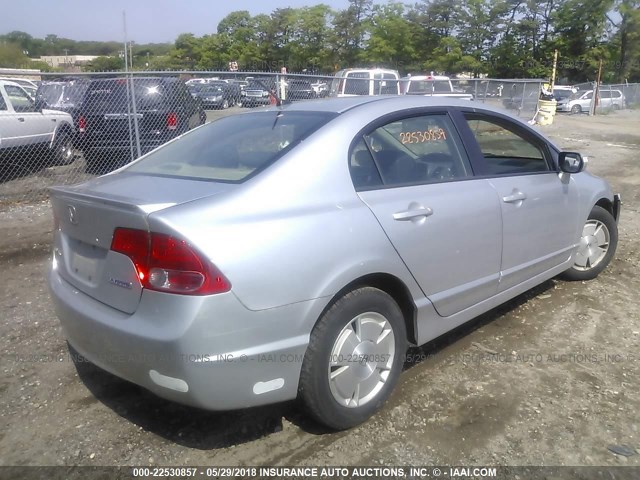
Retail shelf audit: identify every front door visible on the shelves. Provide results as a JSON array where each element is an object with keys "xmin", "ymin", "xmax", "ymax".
[
  {"xmin": 461, "ymin": 114, "xmax": 581, "ymax": 291},
  {"xmin": 352, "ymin": 112, "xmax": 502, "ymax": 317}
]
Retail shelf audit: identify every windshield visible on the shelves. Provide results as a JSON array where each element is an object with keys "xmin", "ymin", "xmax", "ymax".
[{"xmin": 125, "ymin": 111, "xmax": 337, "ymax": 182}]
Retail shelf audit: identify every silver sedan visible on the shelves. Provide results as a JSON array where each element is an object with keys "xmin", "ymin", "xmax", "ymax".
[{"xmin": 48, "ymin": 96, "xmax": 620, "ymax": 430}]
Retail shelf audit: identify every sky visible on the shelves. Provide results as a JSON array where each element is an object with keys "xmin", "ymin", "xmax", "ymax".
[{"xmin": 1, "ymin": 0, "xmax": 355, "ymax": 44}]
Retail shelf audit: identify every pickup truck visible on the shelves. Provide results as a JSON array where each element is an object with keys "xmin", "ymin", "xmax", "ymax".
[
  {"xmin": 401, "ymin": 75, "xmax": 473, "ymax": 100},
  {"xmin": 0, "ymin": 79, "xmax": 75, "ymax": 168}
]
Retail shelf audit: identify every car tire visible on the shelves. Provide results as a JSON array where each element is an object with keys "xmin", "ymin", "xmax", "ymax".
[
  {"xmin": 571, "ymin": 104, "xmax": 582, "ymax": 114},
  {"xmin": 52, "ymin": 130, "xmax": 75, "ymax": 166},
  {"xmin": 613, "ymin": 103, "xmax": 621, "ymax": 110},
  {"xmin": 222, "ymin": 99, "xmax": 229, "ymax": 109},
  {"xmin": 298, "ymin": 287, "xmax": 407, "ymax": 430},
  {"xmin": 561, "ymin": 205, "xmax": 618, "ymax": 281}
]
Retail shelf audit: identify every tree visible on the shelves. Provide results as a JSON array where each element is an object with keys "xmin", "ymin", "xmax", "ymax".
[
  {"xmin": 85, "ymin": 56, "xmax": 124, "ymax": 72},
  {"xmin": 366, "ymin": 3, "xmax": 417, "ymax": 69}
]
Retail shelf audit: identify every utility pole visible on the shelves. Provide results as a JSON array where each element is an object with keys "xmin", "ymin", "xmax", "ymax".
[
  {"xmin": 550, "ymin": 49, "xmax": 558, "ymax": 91},
  {"xmin": 590, "ymin": 59, "xmax": 603, "ymax": 116},
  {"xmin": 123, "ymin": 10, "xmax": 141, "ymax": 159}
]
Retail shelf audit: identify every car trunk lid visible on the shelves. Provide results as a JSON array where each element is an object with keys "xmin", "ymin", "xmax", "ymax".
[{"xmin": 50, "ymin": 174, "xmax": 235, "ymax": 314}]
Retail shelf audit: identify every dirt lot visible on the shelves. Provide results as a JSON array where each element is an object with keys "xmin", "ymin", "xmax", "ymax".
[{"xmin": 0, "ymin": 109, "xmax": 639, "ymax": 470}]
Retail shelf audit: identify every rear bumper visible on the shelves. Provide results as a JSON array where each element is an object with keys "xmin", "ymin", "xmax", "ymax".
[{"xmin": 49, "ymin": 266, "xmax": 315, "ymax": 411}]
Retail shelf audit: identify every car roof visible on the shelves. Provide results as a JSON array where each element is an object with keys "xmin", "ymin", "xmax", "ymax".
[
  {"xmin": 268, "ymin": 95, "xmax": 510, "ymax": 115},
  {"xmin": 403, "ymin": 75, "xmax": 450, "ymax": 81},
  {"xmin": 0, "ymin": 79, "xmax": 24, "ymax": 88}
]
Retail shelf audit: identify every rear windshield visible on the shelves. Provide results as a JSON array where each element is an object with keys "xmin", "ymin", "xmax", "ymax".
[
  {"xmin": 38, "ymin": 82, "xmax": 88, "ymax": 105},
  {"xmin": 84, "ymin": 79, "xmax": 169, "ymax": 112},
  {"xmin": 407, "ymin": 80, "xmax": 452, "ymax": 94},
  {"xmin": 125, "ymin": 110, "xmax": 336, "ymax": 182}
]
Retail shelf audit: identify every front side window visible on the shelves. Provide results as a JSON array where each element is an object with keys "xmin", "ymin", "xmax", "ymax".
[
  {"xmin": 5, "ymin": 85, "xmax": 35, "ymax": 112},
  {"xmin": 0, "ymin": 93, "xmax": 7, "ymax": 111},
  {"xmin": 126, "ymin": 111, "xmax": 336, "ymax": 182},
  {"xmin": 355, "ymin": 114, "xmax": 471, "ymax": 188},
  {"xmin": 465, "ymin": 115, "xmax": 549, "ymax": 175}
]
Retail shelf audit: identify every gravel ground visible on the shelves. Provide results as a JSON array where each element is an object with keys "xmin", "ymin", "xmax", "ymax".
[{"xmin": 0, "ymin": 109, "xmax": 639, "ymax": 469}]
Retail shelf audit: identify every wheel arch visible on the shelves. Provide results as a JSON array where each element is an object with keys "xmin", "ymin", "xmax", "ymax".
[
  {"xmin": 316, "ymin": 273, "xmax": 418, "ymax": 346},
  {"xmin": 50, "ymin": 121, "xmax": 74, "ymax": 148},
  {"xmin": 595, "ymin": 197, "xmax": 614, "ymax": 217}
]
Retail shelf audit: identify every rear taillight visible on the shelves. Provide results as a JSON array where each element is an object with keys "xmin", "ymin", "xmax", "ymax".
[
  {"xmin": 110, "ymin": 228, "xmax": 230, "ymax": 295},
  {"xmin": 167, "ymin": 113, "xmax": 178, "ymax": 130},
  {"xmin": 78, "ymin": 116, "xmax": 86, "ymax": 133}
]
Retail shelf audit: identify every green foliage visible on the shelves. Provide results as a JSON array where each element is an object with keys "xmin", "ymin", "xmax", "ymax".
[
  {"xmin": 2, "ymin": 0, "xmax": 636, "ymax": 81},
  {"xmin": 85, "ymin": 56, "xmax": 125, "ymax": 72}
]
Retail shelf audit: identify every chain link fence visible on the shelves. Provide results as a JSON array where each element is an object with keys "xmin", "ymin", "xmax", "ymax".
[{"xmin": 1, "ymin": 70, "xmax": 638, "ymax": 205}]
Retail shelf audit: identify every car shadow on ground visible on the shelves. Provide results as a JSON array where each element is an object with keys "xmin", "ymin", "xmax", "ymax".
[
  {"xmin": 71, "ymin": 279, "xmax": 556, "ymax": 448},
  {"xmin": 403, "ymin": 279, "xmax": 557, "ymax": 372}
]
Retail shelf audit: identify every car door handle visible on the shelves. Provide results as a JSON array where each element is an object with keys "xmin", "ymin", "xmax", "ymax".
[
  {"xmin": 393, "ymin": 207, "xmax": 433, "ymax": 221},
  {"xmin": 17, "ymin": 117, "xmax": 25, "ymax": 122},
  {"xmin": 502, "ymin": 191, "xmax": 527, "ymax": 203}
]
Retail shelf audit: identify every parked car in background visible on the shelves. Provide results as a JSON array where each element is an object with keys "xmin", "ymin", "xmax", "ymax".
[
  {"xmin": 552, "ymin": 85, "xmax": 577, "ymax": 103},
  {"xmin": 0, "ymin": 77, "xmax": 38, "ymax": 99},
  {"xmin": 557, "ymin": 89, "xmax": 625, "ymax": 114},
  {"xmin": 311, "ymin": 80, "xmax": 329, "ymax": 97},
  {"xmin": 330, "ymin": 68, "xmax": 400, "ymax": 97},
  {"xmin": 0, "ymin": 79, "xmax": 75, "ymax": 167},
  {"xmin": 239, "ymin": 80, "xmax": 275, "ymax": 107},
  {"xmin": 49, "ymin": 96, "xmax": 619, "ymax": 431},
  {"xmin": 401, "ymin": 75, "xmax": 473, "ymax": 100},
  {"xmin": 78, "ymin": 77, "xmax": 206, "ymax": 173},
  {"xmin": 187, "ymin": 83, "xmax": 235, "ymax": 109},
  {"xmin": 286, "ymin": 79, "xmax": 317, "ymax": 100},
  {"xmin": 35, "ymin": 79, "xmax": 90, "ymax": 144}
]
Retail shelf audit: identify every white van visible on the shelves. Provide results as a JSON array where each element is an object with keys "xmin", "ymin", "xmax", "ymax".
[
  {"xmin": 557, "ymin": 88, "xmax": 625, "ymax": 113},
  {"xmin": 330, "ymin": 68, "xmax": 400, "ymax": 97}
]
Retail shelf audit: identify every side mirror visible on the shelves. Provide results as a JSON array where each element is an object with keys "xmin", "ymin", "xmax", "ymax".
[{"xmin": 559, "ymin": 152, "xmax": 584, "ymax": 174}]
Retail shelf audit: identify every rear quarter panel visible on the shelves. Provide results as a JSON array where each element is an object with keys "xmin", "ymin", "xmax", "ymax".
[{"xmin": 147, "ymin": 113, "xmax": 424, "ymax": 313}]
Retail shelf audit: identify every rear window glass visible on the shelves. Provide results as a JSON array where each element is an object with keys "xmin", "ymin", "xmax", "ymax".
[
  {"xmin": 37, "ymin": 82, "xmax": 88, "ymax": 106},
  {"xmin": 84, "ymin": 79, "xmax": 169, "ymax": 112},
  {"xmin": 407, "ymin": 80, "xmax": 452, "ymax": 94},
  {"xmin": 125, "ymin": 111, "xmax": 336, "ymax": 182}
]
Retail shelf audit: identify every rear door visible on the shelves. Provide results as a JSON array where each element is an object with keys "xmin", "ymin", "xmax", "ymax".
[
  {"xmin": 458, "ymin": 112, "xmax": 580, "ymax": 291},
  {"xmin": 353, "ymin": 111, "xmax": 502, "ymax": 317}
]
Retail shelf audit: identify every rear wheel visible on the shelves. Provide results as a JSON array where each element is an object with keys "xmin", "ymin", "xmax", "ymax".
[
  {"xmin": 561, "ymin": 206, "xmax": 618, "ymax": 281},
  {"xmin": 571, "ymin": 104, "xmax": 582, "ymax": 114},
  {"xmin": 299, "ymin": 287, "xmax": 407, "ymax": 430},
  {"xmin": 52, "ymin": 130, "xmax": 75, "ymax": 166}
]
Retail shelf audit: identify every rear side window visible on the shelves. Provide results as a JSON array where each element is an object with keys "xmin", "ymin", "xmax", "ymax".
[
  {"xmin": 0, "ymin": 93, "xmax": 6, "ymax": 110},
  {"xmin": 355, "ymin": 114, "xmax": 472, "ymax": 188},
  {"xmin": 464, "ymin": 115, "xmax": 549, "ymax": 175},
  {"xmin": 126, "ymin": 111, "xmax": 336, "ymax": 182}
]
